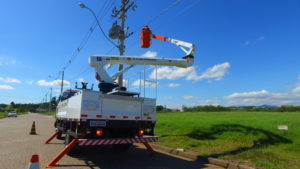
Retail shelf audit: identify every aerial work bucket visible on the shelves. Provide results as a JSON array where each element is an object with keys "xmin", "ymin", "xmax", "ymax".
[{"xmin": 140, "ymin": 25, "xmax": 152, "ymax": 48}]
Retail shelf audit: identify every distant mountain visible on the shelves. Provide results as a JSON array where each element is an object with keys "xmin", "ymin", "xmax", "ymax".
[
  {"xmin": 235, "ymin": 105, "xmax": 278, "ymax": 108},
  {"xmin": 256, "ymin": 105, "xmax": 278, "ymax": 108}
]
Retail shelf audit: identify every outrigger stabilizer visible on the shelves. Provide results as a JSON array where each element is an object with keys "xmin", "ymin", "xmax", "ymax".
[{"xmin": 44, "ymin": 131, "xmax": 158, "ymax": 168}]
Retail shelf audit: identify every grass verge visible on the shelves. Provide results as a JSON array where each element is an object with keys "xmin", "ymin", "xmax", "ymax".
[{"xmin": 155, "ymin": 111, "xmax": 300, "ymax": 169}]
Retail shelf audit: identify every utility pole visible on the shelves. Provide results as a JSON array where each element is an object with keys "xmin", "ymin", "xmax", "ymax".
[
  {"xmin": 45, "ymin": 92, "xmax": 48, "ymax": 110},
  {"xmin": 60, "ymin": 71, "xmax": 64, "ymax": 95},
  {"xmin": 112, "ymin": 0, "xmax": 136, "ymax": 88},
  {"xmin": 48, "ymin": 88, "xmax": 52, "ymax": 113}
]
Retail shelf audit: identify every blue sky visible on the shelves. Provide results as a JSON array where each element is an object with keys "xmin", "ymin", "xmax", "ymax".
[{"xmin": 1, "ymin": 0, "xmax": 300, "ymax": 108}]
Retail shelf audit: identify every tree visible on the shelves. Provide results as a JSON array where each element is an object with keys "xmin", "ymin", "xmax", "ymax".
[
  {"xmin": 156, "ymin": 105, "xmax": 164, "ymax": 111},
  {"xmin": 10, "ymin": 101, "xmax": 15, "ymax": 108},
  {"xmin": 6, "ymin": 105, "xmax": 13, "ymax": 111}
]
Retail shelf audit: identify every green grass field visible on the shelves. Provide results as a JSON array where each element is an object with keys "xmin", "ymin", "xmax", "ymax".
[{"xmin": 155, "ymin": 111, "xmax": 300, "ymax": 169}]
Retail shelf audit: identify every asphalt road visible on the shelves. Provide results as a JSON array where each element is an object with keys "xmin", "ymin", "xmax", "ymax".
[{"xmin": 0, "ymin": 113, "xmax": 223, "ymax": 169}]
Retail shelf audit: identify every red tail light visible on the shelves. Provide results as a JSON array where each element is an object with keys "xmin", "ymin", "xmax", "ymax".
[
  {"xmin": 138, "ymin": 128, "xmax": 144, "ymax": 136},
  {"xmin": 96, "ymin": 128, "xmax": 103, "ymax": 137}
]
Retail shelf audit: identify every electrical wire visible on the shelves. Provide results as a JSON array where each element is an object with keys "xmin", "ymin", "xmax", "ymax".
[
  {"xmin": 70, "ymin": 0, "xmax": 185, "ymax": 84},
  {"xmin": 55, "ymin": 0, "xmax": 184, "ymax": 88},
  {"xmin": 67, "ymin": 45, "xmax": 117, "ymax": 83},
  {"xmin": 124, "ymin": 0, "xmax": 184, "ymax": 52},
  {"xmin": 131, "ymin": 0, "xmax": 183, "ymax": 35},
  {"xmin": 49, "ymin": 0, "xmax": 116, "ymax": 81},
  {"xmin": 84, "ymin": 6, "xmax": 118, "ymax": 47},
  {"xmin": 43, "ymin": 1, "xmax": 117, "ymax": 102}
]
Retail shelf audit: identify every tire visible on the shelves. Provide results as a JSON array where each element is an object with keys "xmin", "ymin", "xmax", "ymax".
[
  {"xmin": 113, "ymin": 144, "xmax": 132, "ymax": 152},
  {"xmin": 56, "ymin": 131, "xmax": 63, "ymax": 140}
]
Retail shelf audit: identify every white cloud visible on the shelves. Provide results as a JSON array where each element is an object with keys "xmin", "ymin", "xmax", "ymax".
[
  {"xmin": 76, "ymin": 78, "xmax": 84, "ymax": 82},
  {"xmin": 225, "ymin": 76, "xmax": 300, "ymax": 106},
  {"xmin": 225, "ymin": 88, "xmax": 300, "ymax": 106},
  {"xmin": 26, "ymin": 80, "xmax": 34, "ymax": 85},
  {"xmin": 196, "ymin": 99, "xmax": 221, "ymax": 106},
  {"xmin": 0, "ymin": 77, "xmax": 21, "ymax": 83},
  {"xmin": 244, "ymin": 36, "xmax": 265, "ymax": 46},
  {"xmin": 225, "ymin": 90, "xmax": 269, "ymax": 99},
  {"xmin": 292, "ymin": 86, "xmax": 300, "ymax": 93},
  {"xmin": 195, "ymin": 62, "xmax": 230, "ymax": 81},
  {"xmin": 168, "ymin": 83, "xmax": 181, "ymax": 87},
  {"xmin": 150, "ymin": 66, "xmax": 194, "ymax": 80},
  {"xmin": 0, "ymin": 85, "xmax": 14, "ymax": 90},
  {"xmin": 297, "ymin": 75, "xmax": 300, "ymax": 80},
  {"xmin": 0, "ymin": 57, "xmax": 17, "ymax": 66},
  {"xmin": 142, "ymin": 51, "xmax": 157, "ymax": 58},
  {"xmin": 150, "ymin": 62, "xmax": 230, "ymax": 81},
  {"xmin": 182, "ymin": 95, "xmax": 196, "ymax": 100},
  {"xmin": 132, "ymin": 79, "xmax": 156, "ymax": 88},
  {"xmin": 37, "ymin": 80, "xmax": 70, "ymax": 87}
]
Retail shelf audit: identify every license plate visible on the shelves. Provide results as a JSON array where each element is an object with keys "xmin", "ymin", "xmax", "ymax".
[{"xmin": 90, "ymin": 121, "xmax": 106, "ymax": 127}]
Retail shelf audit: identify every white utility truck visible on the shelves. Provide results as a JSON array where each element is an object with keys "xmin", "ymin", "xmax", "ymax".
[{"xmin": 54, "ymin": 26, "xmax": 195, "ymax": 151}]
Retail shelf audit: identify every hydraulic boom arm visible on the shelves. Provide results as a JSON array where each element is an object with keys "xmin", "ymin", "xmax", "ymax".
[
  {"xmin": 89, "ymin": 25, "xmax": 196, "ymax": 89},
  {"xmin": 89, "ymin": 54, "xmax": 194, "ymax": 83}
]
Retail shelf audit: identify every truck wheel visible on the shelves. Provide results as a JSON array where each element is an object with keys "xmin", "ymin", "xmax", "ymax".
[
  {"xmin": 113, "ymin": 144, "xmax": 132, "ymax": 152},
  {"xmin": 56, "ymin": 131, "xmax": 63, "ymax": 140}
]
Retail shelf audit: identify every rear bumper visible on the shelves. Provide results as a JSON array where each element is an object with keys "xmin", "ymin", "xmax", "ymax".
[
  {"xmin": 101, "ymin": 119, "xmax": 155, "ymax": 128},
  {"xmin": 56, "ymin": 118, "xmax": 155, "ymax": 128},
  {"xmin": 78, "ymin": 136, "xmax": 158, "ymax": 146}
]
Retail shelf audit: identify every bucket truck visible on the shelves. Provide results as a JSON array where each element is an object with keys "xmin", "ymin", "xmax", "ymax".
[{"xmin": 53, "ymin": 26, "xmax": 195, "ymax": 152}]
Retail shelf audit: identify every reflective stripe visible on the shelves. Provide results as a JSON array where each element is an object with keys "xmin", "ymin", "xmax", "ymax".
[
  {"xmin": 97, "ymin": 140, "xmax": 105, "ymax": 145},
  {"xmin": 92, "ymin": 140, "xmax": 99, "ymax": 145},
  {"xmin": 85, "ymin": 140, "xmax": 93, "ymax": 145},
  {"xmin": 78, "ymin": 136, "xmax": 158, "ymax": 146}
]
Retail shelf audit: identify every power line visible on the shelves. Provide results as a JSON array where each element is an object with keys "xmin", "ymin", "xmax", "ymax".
[
  {"xmin": 57, "ymin": 0, "xmax": 184, "ymax": 87},
  {"xmin": 82, "ymin": 5, "xmax": 118, "ymax": 47},
  {"xmin": 123, "ymin": 0, "xmax": 184, "ymax": 52},
  {"xmin": 67, "ymin": 45, "xmax": 117, "ymax": 83},
  {"xmin": 131, "ymin": 0, "xmax": 183, "ymax": 35},
  {"xmin": 70, "ymin": 0, "xmax": 184, "ymax": 83},
  {"xmin": 49, "ymin": 1, "xmax": 117, "ymax": 81}
]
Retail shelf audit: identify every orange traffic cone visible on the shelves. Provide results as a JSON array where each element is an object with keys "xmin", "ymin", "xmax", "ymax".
[
  {"xmin": 30, "ymin": 121, "xmax": 37, "ymax": 135},
  {"xmin": 28, "ymin": 154, "xmax": 40, "ymax": 169}
]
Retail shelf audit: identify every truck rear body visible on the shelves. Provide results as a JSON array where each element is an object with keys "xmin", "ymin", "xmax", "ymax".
[{"xmin": 55, "ymin": 90, "xmax": 156, "ymax": 139}]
